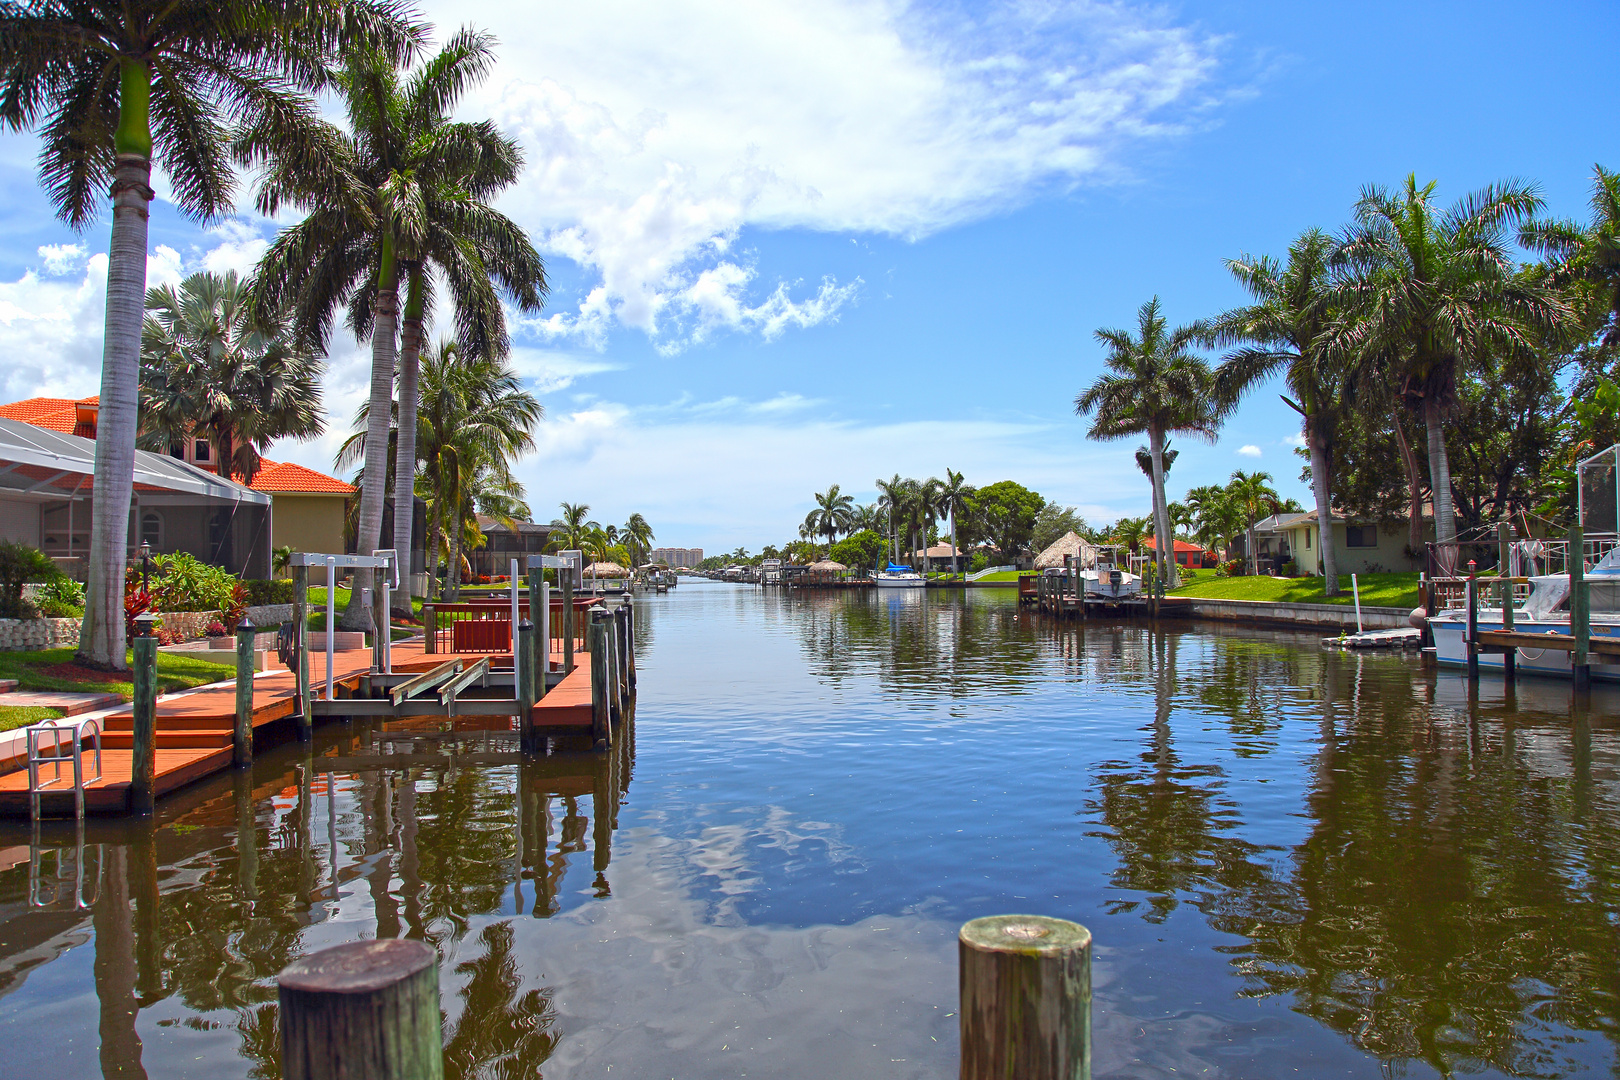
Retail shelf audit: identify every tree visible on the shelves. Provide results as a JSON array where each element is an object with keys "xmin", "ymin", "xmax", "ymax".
[
  {"xmin": 829, "ymin": 529, "xmax": 886, "ymax": 572},
  {"xmin": 1338, "ymin": 175, "xmax": 1568, "ymax": 546},
  {"xmin": 1109, "ymin": 515, "xmax": 1150, "ymax": 556},
  {"xmin": 621, "ymin": 513, "xmax": 654, "ymax": 567},
  {"xmin": 549, "ymin": 502, "xmax": 592, "ymax": 557},
  {"xmin": 873, "ymin": 474, "xmax": 909, "ymax": 565},
  {"xmin": 963, "ymin": 480, "xmax": 1044, "ymax": 565},
  {"xmin": 1522, "ymin": 164, "xmax": 1620, "ymax": 351},
  {"xmin": 915, "ymin": 476, "xmax": 944, "ymax": 566},
  {"xmin": 246, "ymin": 27, "xmax": 545, "ymax": 626},
  {"xmin": 1228, "ymin": 470, "xmax": 1279, "ymax": 575},
  {"xmin": 139, "ymin": 270, "xmax": 324, "ymax": 484},
  {"xmin": 1209, "ymin": 230, "xmax": 1352, "ymax": 593},
  {"xmin": 1076, "ymin": 297, "xmax": 1224, "ymax": 588},
  {"xmin": 1031, "ymin": 502, "xmax": 1089, "ymax": 555},
  {"xmin": 807, "ymin": 485, "xmax": 854, "ymax": 548},
  {"xmin": 0, "ymin": 0, "xmax": 416, "ymax": 668},
  {"xmin": 939, "ymin": 469, "xmax": 974, "ymax": 577}
]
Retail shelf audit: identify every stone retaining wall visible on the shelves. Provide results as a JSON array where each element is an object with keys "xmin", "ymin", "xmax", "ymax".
[
  {"xmin": 1165, "ymin": 597, "xmax": 1413, "ymax": 631},
  {"xmin": 246, "ymin": 603, "xmax": 294, "ymax": 627},
  {"xmin": 0, "ymin": 617, "xmax": 79, "ymax": 651}
]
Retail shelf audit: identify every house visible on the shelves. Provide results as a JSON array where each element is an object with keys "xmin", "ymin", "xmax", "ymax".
[
  {"xmin": 0, "ymin": 395, "xmax": 354, "ymax": 569},
  {"xmin": 0, "ymin": 417, "xmax": 272, "ymax": 578},
  {"xmin": 1250, "ymin": 511, "xmax": 1425, "ymax": 575},
  {"xmin": 908, "ymin": 542, "xmax": 965, "ymax": 572},
  {"xmin": 1144, "ymin": 536, "xmax": 1220, "ymax": 569},
  {"xmin": 467, "ymin": 516, "xmax": 554, "ymax": 579}
]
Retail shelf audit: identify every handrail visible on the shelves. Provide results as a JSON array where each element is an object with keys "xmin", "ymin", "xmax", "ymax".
[
  {"xmin": 27, "ymin": 714, "xmax": 103, "ymax": 820},
  {"xmin": 967, "ymin": 565, "xmax": 1017, "ymax": 581}
]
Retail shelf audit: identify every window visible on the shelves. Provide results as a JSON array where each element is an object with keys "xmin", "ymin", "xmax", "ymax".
[
  {"xmin": 141, "ymin": 511, "xmax": 162, "ymax": 549},
  {"xmin": 193, "ymin": 439, "xmax": 211, "ymax": 463},
  {"xmin": 1346, "ymin": 525, "xmax": 1378, "ymax": 548},
  {"xmin": 1305, "ymin": 529, "xmax": 1311, "ymax": 549},
  {"xmin": 169, "ymin": 442, "xmax": 185, "ymax": 459}
]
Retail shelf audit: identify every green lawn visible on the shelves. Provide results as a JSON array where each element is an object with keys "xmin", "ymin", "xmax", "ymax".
[
  {"xmin": 0, "ymin": 648, "xmax": 236, "ymax": 701},
  {"xmin": 971, "ymin": 570, "xmax": 1026, "ymax": 583},
  {"xmin": 0, "ymin": 705, "xmax": 64, "ymax": 732},
  {"xmin": 1168, "ymin": 571, "xmax": 1420, "ymax": 609}
]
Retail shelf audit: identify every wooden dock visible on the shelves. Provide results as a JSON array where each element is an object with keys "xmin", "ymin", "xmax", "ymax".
[{"xmin": 0, "ymin": 639, "xmax": 601, "ymax": 817}]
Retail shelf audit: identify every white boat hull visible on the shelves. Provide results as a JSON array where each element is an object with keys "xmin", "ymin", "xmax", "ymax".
[
  {"xmin": 873, "ymin": 574, "xmax": 925, "ymax": 588},
  {"xmin": 1430, "ymin": 613, "xmax": 1620, "ymax": 681}
]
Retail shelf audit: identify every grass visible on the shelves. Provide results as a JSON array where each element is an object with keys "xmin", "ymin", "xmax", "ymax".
[
  {"xmin": 971, "ymin": 570, "xmax": 1025, "ymax": 582},
  {"xmin": 1168, "ymin": 570, "xmax": 1421, "ymax": 609},
  {"xmin": 0, "ymin": 648, "xmax": 235, "ymax": 701},
  {"xmin": 0, "ymin": 705, "xmax": 64, "ymax": 732}
]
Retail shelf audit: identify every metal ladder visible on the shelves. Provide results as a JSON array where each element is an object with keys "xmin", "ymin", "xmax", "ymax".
[{"xmin": 26, "ymin": 714, "xmax": 103, "ymax": 820}]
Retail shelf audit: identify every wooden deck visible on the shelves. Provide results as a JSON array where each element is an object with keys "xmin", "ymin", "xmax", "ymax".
[{"xmin": 0, "ymin": 638, "xmax": 602, "ymax": 817}]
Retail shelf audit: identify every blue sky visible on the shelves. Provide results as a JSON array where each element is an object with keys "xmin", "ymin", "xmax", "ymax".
[{"xmin": 0, "ymin": 0, "xmax": 1613, "ymax": 553}]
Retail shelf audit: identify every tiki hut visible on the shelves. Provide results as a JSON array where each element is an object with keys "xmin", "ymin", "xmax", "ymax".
[
  {"xmin": 805, "ymin": 557, "xmax": 847, "ymax": 586},
  {"xmin": 582, "ymin": 560, "xmax": 628, "ymax": 578},
  {"xmin": 1034, "ymin": 531, "xmax": 1097, "ymax": 571},
  {"xmin": 808, "ymin": 558, "xmax": 846, "ymax": 572}
]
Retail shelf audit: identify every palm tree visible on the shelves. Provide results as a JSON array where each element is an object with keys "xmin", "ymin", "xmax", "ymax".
[
  {"xmin": 939, "ymin": 469, "xmax": 974, "ymax": 578},
  {"xmin": 1185, "ymin": 484, "xmax": 1237, "ymax": 560},
  {"xmin": 1521, "ymin": 163, "xmax": 1620, "ymax": 348},
  {"xmin": 1208, "ymin": 230, "xmax": 1351, "ymax": 593},
  {"xmin": 1111, "ymin": 515, "xmax": 1150, "ymax": 557},
  {"xmin": 1228, "ymin": 470, "xmax": 1279, "ymax": 575},
  {"xmin": 915, "ymin": 476, "xmax": 944, "ymax": 569},
  {"xmin": 621, "ymin": 514, "xmax": 654, "ymax": 567},
  {"xmin": 1337, "ymin": 175, "xmax": 1568, "ymax": 546},
  {"xmin": 807, "ymin": 485, "xmax": 854, "ymax": 548},
  {"xmin": 849, "ymin": 502, "xmax": 882, "ymax": 534},
  {"xmin": 1076, "ymin": 297, "xmax": 1224, "ymax": 588},
  {"xmin": 0, "ymin": 0, "xmax": 417, "ymax": 668},
  {"xmin": 139, "ymin": 270, "xmax": 325, "ymax": 484},
  {"xmin": 549, "ymin": 502, "xmax": 592, "ymax": 556},
  {"xmin": 245, "ymin": 27, "xmax": 546, "ymax": 627},
  {"xmin": 874, "ymin": 474, "xmax": 909, "ymax": 565}
]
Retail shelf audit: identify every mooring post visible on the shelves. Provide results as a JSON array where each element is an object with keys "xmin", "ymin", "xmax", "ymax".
[
  {"xmin": 1570, "ymin": 524, "xmax": 1591, "ymax": 690},
  {"xmin": 1465, "ymin": 567, "xmax": 1479, "ymax": 680},
  {"xmin": 588, "ymin": 611, "xmax": 611, "ymax": 749},
  {"xmin": 561, "ymin": 570, "xmax": 576, "ymax": 674},
  {"xmin": 527, "ymin": 568, "xmax": 546, "ymax": 700},
  {"xmin": 959, "ymin": 914, "xmax": 1091, "ymax": 1080},
  {"xmin": 370, "ymin": 574, "xmax": 388, "ymax": 670},
  {"xmin": 130, "ymin": 613, "xmax": 158, "ymax": 815},
  {"xmin": 293, "ymin": 563, "xmax": 311, "ymax": 741},
  {"xmin": 614, "ymin": 605, "xmax": 630, "ymax": 707},
  {"xmin": 1498, "ymin": 520, "xmax": 1516, "ymax": 679},
  {"xmin": 422, "ymin": 602, "xmax": 436, "ymax": 655},
  {"xmin": 277, "ymin": 939, "xmax": 444, "ymax": 1080},
  {"xmin": 234, "ymin": 614, "xmax": 256, "ymax": 768},
  {"xmin": 517, "ymin": 618, "xmax": 537, "ymax": 753},
  {"xmin": 624, "ymin": 600, "xmax": 637, "ymax": 690}
]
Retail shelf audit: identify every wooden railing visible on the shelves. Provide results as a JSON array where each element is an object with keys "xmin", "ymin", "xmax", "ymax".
[{"xmin": 421, "ymin": 598, "xmax": 602, "ymax": 655}]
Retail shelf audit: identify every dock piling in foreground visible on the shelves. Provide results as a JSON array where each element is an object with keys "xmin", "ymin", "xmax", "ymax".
[
  {"xmin": 960, "ymin": 914, "xmax": 1091, "ymax": 1080},
  {"xmin": 278, "ymin": 939, "xmax": 444, "ymax": 1080}
]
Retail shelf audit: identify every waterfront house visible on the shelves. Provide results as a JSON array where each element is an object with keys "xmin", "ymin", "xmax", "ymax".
[
  {"xmin": 1144, "ymin": 536, "xmax": 1220, "ymax": 569},
  {"xmin": 1250, "ymin": 511, "xmax": 1427, "ymax": 575},
  {"xmin": 908, "ymin": 542, "xmax": 964, "ymax": 572},
  {"xmin": 467, "ymin": 515, "xmax": 554, "ymax": 580}
]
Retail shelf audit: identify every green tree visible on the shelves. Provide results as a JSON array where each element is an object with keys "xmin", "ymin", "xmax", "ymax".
[
  {"xmin": 1228, "ymin": 470, "xmax": 1279, "ymax": 575},
  {"xmin": 1209, "ymin": 230, "xmax": 1352, "ymax": 593},
  {"xmin": 963, "ymin": 480, "xmax": 1044, "ymax": 564},
  {"xmin": 139, "ymin": 270, "xmax": 325, "ymax": 484},
  {"xmin": 621, "ymin": 513, "xmax": 654, "ymax": 567},
  {"xmin": 246, "ymin": 27, "xmax": 545, "ymax": 626},
  {"xmin": 829, "ymin": 529, "xmax": 887, "ymax": 572},
  {"xmin": 1076, "ymin": 297, "xmax": 1224, "ymax": 587},
  {"xmin": 806, "ymin": 484, "xmax": 854, "ymax": 548},
  {"xmin": 939, "ymin": 469, "xmax": 974, "ymax": 577},
  {"xmin": 1522, "ymin": 164, "xmax": 1620, "ymax": 351},
  {"xmin": 0, "ymin": 0, "xmax": 416, "ymax": 668},
  {"xmin": 1031, "ymin": 502, "xmax": 1089, "ymax": 555},
  {"xmin": 1338, "ymin": 175, "xmax": 1567, "ymax": 546},
  {"xmin": 549, "ymin": 502, "xmax": 592, "ymax": 558}
]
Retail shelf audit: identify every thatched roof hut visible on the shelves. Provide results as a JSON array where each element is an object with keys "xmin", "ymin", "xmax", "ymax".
[
  {"xmin": 583, "ymin": 560, "xmax": 628, "ymax": 577},
  {"xmin": 808, "ymin": 558, "xmax": 847, "ymax": 572},
  {"xmin": 1034, "ymin": 531, "xmax": 1096, "ymax": 571}
]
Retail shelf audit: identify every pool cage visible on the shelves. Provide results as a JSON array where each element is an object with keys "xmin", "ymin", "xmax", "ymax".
[{"xmin": 1580, "ymin": 443, "xmax": 1620, "ymax": 541}]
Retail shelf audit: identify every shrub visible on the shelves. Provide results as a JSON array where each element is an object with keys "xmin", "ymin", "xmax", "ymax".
[
  {"xmin": 970, "ymin": 553, "xmax": 991, "ymax": 573},
  {"xmin": 222, "ymin": 582, "xmax": 249, "ymax": 632},
  {"xmin": 148, "ymin": 552, "xmax": 239, "ymax": 613},
  {"xmin": 0, "ymin": 540, "xmax": 59, "ymax": 618},
  {"xmin": 243, "ymin": 579, "xmax": 295, "ymax": 606},
  {"xmin": 206, "ymin": 620, "xmax": 228, "ymax": 638},
  {"xmin": 36, "ymin": 576, "xmax": 85, "ymax": 618},
  {"xmin": 1282, "ymin": 560, "xmax": 1298, "ymax": 577}
]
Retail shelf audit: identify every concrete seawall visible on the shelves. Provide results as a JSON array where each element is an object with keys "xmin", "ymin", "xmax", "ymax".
[{"xmin": 1162, "ymin": 596, "xmax": 1412, "ymax": 632}]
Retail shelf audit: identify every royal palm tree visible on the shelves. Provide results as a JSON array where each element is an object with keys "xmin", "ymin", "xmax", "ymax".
[
  {"xmin": 246, "ymin": 27, "xmax": 546, "ymax": 626},
  {"xmin": 549, "ymin": 502, "xmax": 592, "ymax": 556},
  {"xmin": 807, "ymin": 485, "xmax": 854, "ymax": 548},
  {"xmin": 939, "ymin": 469, "xmax": 974, "ymax": 577},
  {"xmin": 1337, "ymin": 175, "xmax": 1567, "ymax": 546},
  {"xmin": 874, "ymin": 474, "xmax": 909, "ymax": 565},
  {"xmin": 0, "ymin": 0, "xmax": 417, "ymax": 668},
  {"xmin": 1208, "ymin": 229, "xmax": 1352, "ymax": 593},
  {"xmin": 621, "ymin": 513, "xmax": 654, "ymax": 567},
  {"xmin": 1522, "ymin": 163, "xmax": 1620, "ymax": 348},
  {"xmin": 1228, "ymin": 470, "xmax": 1279, "ymax": 575},
  {"xmin": 1076, "ymin": 297, "xmax": 1224, "ymax": 588},
  {"xmin": 139, "ymin": 270, "xmax": 325, "ymax": 484}
]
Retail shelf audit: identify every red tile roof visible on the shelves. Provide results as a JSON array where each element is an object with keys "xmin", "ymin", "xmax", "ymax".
[
  {"xmin": 1145, "ymin": 537, "xmax": 1216, "ymax": 554},
  {"xmin": 0, "ymin": 397, "xmax": 79, "ymax": 432},
  {"xmin": 246, "ymin": 459, "xmax": 355, "ymax": 495}
]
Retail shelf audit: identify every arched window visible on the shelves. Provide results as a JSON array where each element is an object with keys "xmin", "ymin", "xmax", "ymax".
[{"xmin": 141, "ymin": 511, "xmax": 162, "ymax": 551}]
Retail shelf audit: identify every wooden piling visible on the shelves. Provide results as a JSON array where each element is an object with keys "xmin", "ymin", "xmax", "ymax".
[
  {"xmin": 370, "ymin": 575, "xmax": 388, "ymax": 670},
  {"xmin": 624, "ymin": 601, "xmax": 637, "ymax": 689},
  {"xmin": 293, "ymin": 564, "xmax": 312, "ymax": 741},
  {"xmin": 959, "ymin": 914, "xmax": 1091, "ymax": 1080},
  {"xmin": 1498, "ymin": 520, "xmax": 1516, "ymax": 679},
  {"xmin": 527, "ymin": 568, "xmax": 546, "ymax": 700},
  {"xmin": 517, "ymin": 619, "xmax": 537, "ymax": 753},
  {"xmin": 562, "ymin": 570, "xmax": 576, "ymax": 674},
  {"xmin": 278, "ymin": 939, "xmax": 444, "ymax": 1080},
  {"xmin": 234, "ymin": 616, "xmax": 255, "ymax": 767},
  {"xmin": 588, "ymin": 611, "xmax": 610, "ymax": 749},
  {"xmin": 1466, "ymin": 571, "xmax": 1479, "ymax": 680},
  {"xmin": 1571, "ymin": 524, "xmax": 1591, "ymax": 690},
  {"xmin": 130, "ymin": 627, "xmax": 157, "ymax": 815},
  {"xmin": 422, "ymin": 603, "xmax": 436, "ymax": 655}
]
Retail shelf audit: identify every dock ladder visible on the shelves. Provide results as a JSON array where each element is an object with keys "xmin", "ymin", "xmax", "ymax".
[{"xmin": 26, "ymin": 714, "xmax": 103, "ymax": 820}]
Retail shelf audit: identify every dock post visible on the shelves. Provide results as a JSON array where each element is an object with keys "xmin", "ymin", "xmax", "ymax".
[
  {"xmin": 517, "ymin": 619, "xmax": 538, "ymax": 753},
  {"xmin": 277, "ymin": 939, "xmax": 443, "ymax": 1080},
  {"xmin": 588, "ymin": 611, "xmax": 611, "ymax": 749},
  {"xmin": 1465, "ymin": 570, "xmax": 1479, "ymax": 680},
  {"xmin": 370, "ymin": 574, "xmax": 387, "ymax": 671},
  {"xmin": 562, "ymin": 570, "xmax": 576, "ymax": 674},
  {"xmin": 615, "ymin": 605, "xmax": 630, "ymax": 707},
  {"xmin": 959, "ymin": 915, "xmax": 1091, "ymax": 1080},
  {"xmin": 625, "ymin": 601, "xmax": 637, "ymax": 690},
  {"xmin": 130, "ymin": 614, "xmax": 158, "ymax": 815},
  {"xmin": 422, "ymin": 603, "xmax": 435, "ymax": 654},
  {"xmin": 293, "ymin": 564, "xmax": 311, "ymax": 741},
  {"xmin": 234, "ymin": 615, "xmax": 255, "ymax": 768},
  {"xmin": 528, "ymin": 568, "xmax": 546, "ymax": 699},
  {"xmin": 1571, "ymin": 524, "xmax": 1591, "ymax": 690},
  {"xmin": 1498, "ymin": 520, "xmax": 1516, "ymax": 680}
]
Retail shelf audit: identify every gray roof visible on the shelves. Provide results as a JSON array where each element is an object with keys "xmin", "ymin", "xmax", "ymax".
[{"xmin": 0, "ymin": 417, "xmax": 270, "ymax": 505}]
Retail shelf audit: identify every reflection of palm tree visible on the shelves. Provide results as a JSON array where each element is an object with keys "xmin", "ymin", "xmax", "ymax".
[{"xmin": 442, "ymin": 922, "xmax": 560, "ymax": 1080}]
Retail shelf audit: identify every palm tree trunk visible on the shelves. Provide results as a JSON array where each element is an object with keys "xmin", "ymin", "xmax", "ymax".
[
  {"xmin": 1391, "ymin": 401, "xmax": 1425, "ymax": 557},
  {"xmin": 392, "ymin": 270, "xmax": 425, "ymax": 619},
  {"xmin": 1308, "ymin": 419, "xmax": 1340, "ymax": 596},
  {"xmin": 1423, "ymin": 396, "xmax": 1457, "ymax": 546},
  {"xmin": 446, "ymin": 508, "xmax": 463, "ymax": 602},
  {"xmin": 79, "ymin": 151, "xmax": 154, "ymax": 670},
  {"xmin": 1148, "ymin": 427, "xmax": 1177, "ymax": 588},
  {"xmin": 951, "ymin": 512, "xmax": 959, "ymax": 579},
  {"xmin": 424, "ymin": 497, "xmax": 442, "ymax": 602},
  {"xmin": 346, "ymin": 238, "xmax": 400, "ymax": 630}
]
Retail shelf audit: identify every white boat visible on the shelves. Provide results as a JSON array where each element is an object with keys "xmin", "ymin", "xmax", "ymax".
[
  {"xmin": 874, "ymin": 563, "xmax": 926, "ymax": 588},
  {"xmin": 1430, "ymin": 548, "xmax": 1620, "ymax": 681},
  {"xmin": 1080, "ymin": 545, "xmax": 1142, "ymax": 602}
]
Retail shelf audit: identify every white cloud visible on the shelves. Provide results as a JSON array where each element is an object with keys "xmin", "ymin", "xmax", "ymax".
[
  {"xmin": 1283, "ymin": 431, "xmax": 1307, "ymax": 449},
  {"xmin": 1236, "ymin": 444, "xmax": 1262, "ymax": 457},
  {"xmin": 197, "ymin": 219, "xmax": 270, "ymax": 276},
  {"xmin": 438, "ymin": 0, "xmax": 1221, "ymax": 349}
]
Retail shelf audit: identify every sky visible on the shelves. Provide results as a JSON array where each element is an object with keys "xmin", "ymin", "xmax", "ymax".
[{"xmin": 0, "ymin": 0, "xmax": 1614, "ymax": 554}]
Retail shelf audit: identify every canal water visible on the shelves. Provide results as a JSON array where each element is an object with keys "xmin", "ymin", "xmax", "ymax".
[{"xmin": 2, "ymin": 580, "xmax": 1618, "ymax": 1079}]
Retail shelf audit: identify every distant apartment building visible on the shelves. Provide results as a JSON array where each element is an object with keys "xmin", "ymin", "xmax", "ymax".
[{"xmin": 650, "ymin": 546, "xmax": 702, "ymax": 567}]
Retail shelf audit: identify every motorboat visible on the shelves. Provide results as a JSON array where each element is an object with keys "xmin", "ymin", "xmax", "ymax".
[
  {"xmin": 1080, "ymin": 545, "xmax": 1142, "ymax": 602},
  {"xmin": 1430, "ymin": 546, "xmax": 1620, "ymax": 681},
  {"xmin": 874, "ymin": 563, "xmax": 926, "ymax": 588}
]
